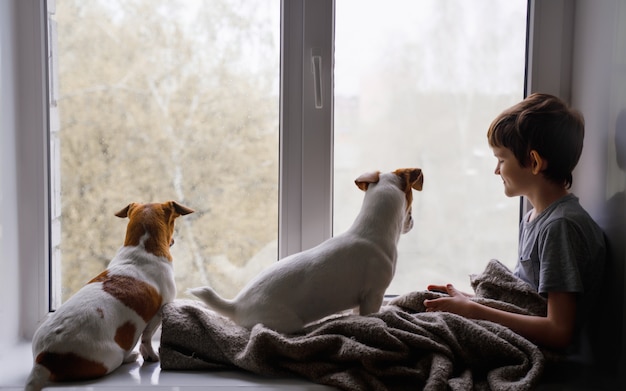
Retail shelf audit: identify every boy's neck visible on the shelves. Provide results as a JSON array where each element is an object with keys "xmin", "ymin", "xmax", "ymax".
[{"xmin": 527, "ymin": 184, "xmax": 569, "ymax": 221}]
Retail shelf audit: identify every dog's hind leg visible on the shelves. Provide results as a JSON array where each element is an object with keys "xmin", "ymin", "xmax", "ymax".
[
  {"xmin": 257, "ymin": 309, "xmax": 305, "ymax": 334},
  {"xmin": 359, "ymin": 291, "xmax": 385, "ymax": 315}
]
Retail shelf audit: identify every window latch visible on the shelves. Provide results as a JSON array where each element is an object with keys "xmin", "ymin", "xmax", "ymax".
[{"xmin": 311, "ymin": 48, "xmax": 323, "ymax": 109}]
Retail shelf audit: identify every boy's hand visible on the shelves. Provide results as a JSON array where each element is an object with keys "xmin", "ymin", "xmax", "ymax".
[
  {"xmin": 424, "ymin": 284, "xmax": 476, "ymax": 318},
  {"xmin": 427, "ymin": 284, "xmax": 474, "ymax": 297}
]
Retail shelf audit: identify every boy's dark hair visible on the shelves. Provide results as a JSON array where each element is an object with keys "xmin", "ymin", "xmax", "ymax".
[{"xmin": 487, "ymin": 93, "xmax": 585, "ymax": 189}]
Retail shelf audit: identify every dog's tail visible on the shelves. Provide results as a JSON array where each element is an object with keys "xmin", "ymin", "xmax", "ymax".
[
  {"xmin": 24, "ymin": 363, "xmax": 50, "ymax": 391},
  {"xmin": 188, "ymin": 287, "xmax": 237, "ymax": 319}
]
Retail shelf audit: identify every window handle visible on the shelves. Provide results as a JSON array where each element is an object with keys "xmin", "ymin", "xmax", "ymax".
[{"xmin": 311, "ymin": 48, "xmax": 323, "ymax": 109}]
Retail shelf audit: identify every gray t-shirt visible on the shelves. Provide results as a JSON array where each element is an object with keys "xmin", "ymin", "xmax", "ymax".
[{"xmin": 515, "ymin": 193, "xmax": 606, "ymax": 349}]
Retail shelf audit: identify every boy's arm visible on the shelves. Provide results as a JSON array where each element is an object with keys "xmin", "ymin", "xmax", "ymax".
[{"xmin": 424, "ymin": 284, "xmax": 576, "ymax": 350}]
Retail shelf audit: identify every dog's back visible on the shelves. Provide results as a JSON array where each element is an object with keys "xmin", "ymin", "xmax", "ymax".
[{"xmin": 191, "ymin": 233, "xmax": 388, "ymax": 331}]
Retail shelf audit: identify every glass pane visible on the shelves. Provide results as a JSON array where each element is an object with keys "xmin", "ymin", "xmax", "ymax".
[
  {"xmin": 334, "ymin": 0, "xmax": 526, "ymax": 294},
  {"xmin": 51, "ymin": 0, "xmax": 280, "ymax": 307}
]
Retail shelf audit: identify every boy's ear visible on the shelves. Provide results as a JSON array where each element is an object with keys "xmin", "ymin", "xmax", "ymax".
[{"xmin": 529, "ymin": 150, "xmax": 548, "ymax": 174}]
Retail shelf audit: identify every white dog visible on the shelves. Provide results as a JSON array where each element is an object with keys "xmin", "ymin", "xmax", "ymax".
[
  {"xmin": 25, "ymin": 201, "xmax": 194, "ymax": 391},
  {"xmin": 190, "ymin": 168, "xmax": 423, "ymax": 333}
]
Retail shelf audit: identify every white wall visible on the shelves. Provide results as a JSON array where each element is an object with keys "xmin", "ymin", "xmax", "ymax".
[
  {"xmin": 528, "ymin": 1, "xmax": 625, "ymax": 377},
  {"xmin": 0, "ymin": 0, "xmax": 21, "ymax": 349},
  {"xmin": 570, "ymin": 0, "xmax": 626, "ymax": 373}
]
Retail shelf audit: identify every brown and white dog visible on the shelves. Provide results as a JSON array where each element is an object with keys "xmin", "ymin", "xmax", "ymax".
[
  {"xmin": 190, "ymin": 168, "xmax": 423, "ymax": 333},
  {"xmin": 25, "ymin": 201, "xmax": 194, "ymax": 391}
]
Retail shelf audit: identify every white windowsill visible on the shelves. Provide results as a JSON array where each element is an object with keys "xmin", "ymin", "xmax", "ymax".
[{"xmin": 0, "ymin": 340, "xmax": 335, "ymax": 390}]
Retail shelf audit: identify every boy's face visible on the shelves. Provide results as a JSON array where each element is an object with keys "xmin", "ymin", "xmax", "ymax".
[{"xmin": 491, "ymin": 146, "xmax": 534, "ymax": 198}]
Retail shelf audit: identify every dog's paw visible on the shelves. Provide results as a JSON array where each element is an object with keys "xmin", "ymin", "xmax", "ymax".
[
  {"xmin": 140, "ymin": 342, "xmax": 160, "ymax": 362},
  {"xmin": 123, "ymin": 351, "xmax": 140, "ymax": 364}
]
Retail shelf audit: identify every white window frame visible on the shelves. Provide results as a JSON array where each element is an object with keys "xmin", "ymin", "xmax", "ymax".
[
  {"xmin": 12, "ymin": 0, "xmax": 335, "ymax": 338},
  {"xmin": 280, "ymin": 0, "xmax": 334, "ymax": 256},
  {"xmin": 14, "ymin": 0, "xmax": 51, "ymax": 339}
]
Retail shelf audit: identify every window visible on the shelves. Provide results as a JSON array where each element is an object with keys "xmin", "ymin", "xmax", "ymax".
[
  {"xmin": 47, "ymin": 0, "xmax": 526, "ymax": 309},
  {"xmin": 333, "ymin": 0, "xmax": 526, "ymax": 293},
  {"xmin": 49, "ymin": 0, "xmax": 282, "ymax": 308}
]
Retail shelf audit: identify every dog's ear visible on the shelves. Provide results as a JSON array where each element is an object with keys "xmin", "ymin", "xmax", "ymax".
[
  {"xmin": 409, "ymin": 168, "xmax": 424, "ymax": 191},
  {"xmin": 354, "ymin": 171, "xmax": 380, "ymax": 191},
  {"xmin": 394, "ymin": 168, "xmax": 424, "ymax": 191},
  {"xmin": 115, "ymin": 203, "xmax": 135, "ymax": 218},
  {"xmin": 168, "ymin": 201, "xmax": 194, "ymax": 216}
]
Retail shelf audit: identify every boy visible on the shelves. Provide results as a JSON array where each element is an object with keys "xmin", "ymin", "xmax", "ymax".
[{"xmin": 423, "ymin": 93, "xmax": 606, "ymax": 352}]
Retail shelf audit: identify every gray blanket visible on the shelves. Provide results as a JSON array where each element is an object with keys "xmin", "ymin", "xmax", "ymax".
[{"xmin": 160, "ymin": 260, "xmax": 547, "ymax": 390}]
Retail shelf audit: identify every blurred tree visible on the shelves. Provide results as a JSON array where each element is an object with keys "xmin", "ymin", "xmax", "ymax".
[{"xmin": 56, "ymin": 0, "xmax": 279, "ymax": 300}]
